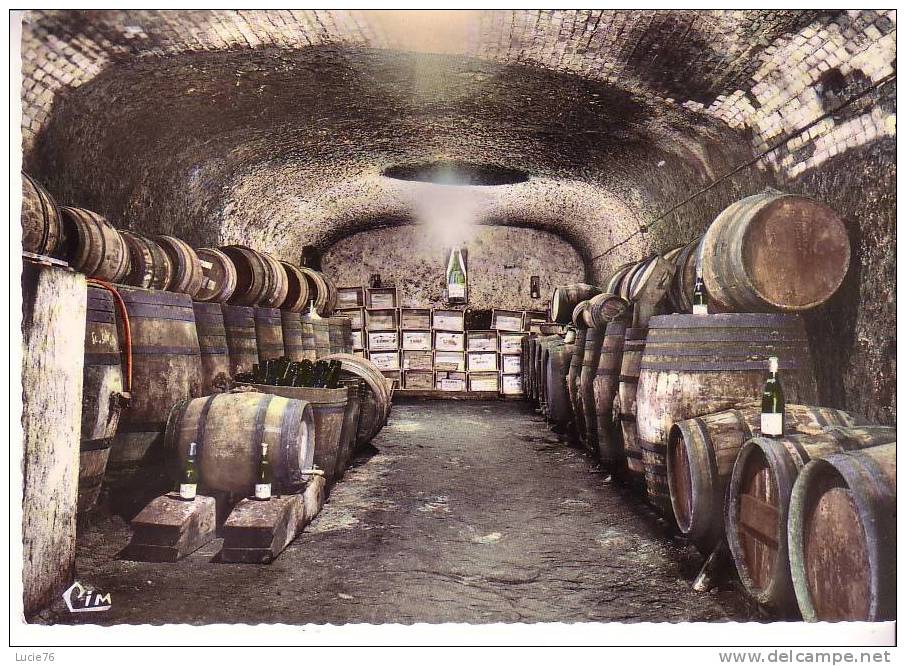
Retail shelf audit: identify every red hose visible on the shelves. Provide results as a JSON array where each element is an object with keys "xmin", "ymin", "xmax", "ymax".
[{"xmin": 87, "ymin": 278, "xmax": 132, "ymax": 394}]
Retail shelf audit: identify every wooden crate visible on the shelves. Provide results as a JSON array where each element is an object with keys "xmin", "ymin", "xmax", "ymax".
[
  {"xmin": 434, "ymin": 330, "xmax": 465, "ymax": 352},
  {"xmin": 401, "ymin": 330, "xmax": 432, "ymax": 351},
  {"xmin": 467, "ymin": 330, "xmax": 498, "ymax": 352},
  {"xmin": 434, "ymin": 351, "xmax": 465, "ymax": 371},
  {"xmin": 523, "ymin": 310, "xmax": 547, "ymax": 331},
  {"xmin": 403, "ymin": 370, "xmax": 434, "ymax": 390},
  {"xmin": 499, "ymin": 332, "xmax": 527, "ymax": 354},
  {"xmin": 353, "ymin": 350, "xmax": 366, "ymax": 358},
  {"xmin": 432, "ymin": 309, "xmax": 465, "ymax": 331},
  {"xmin": 402, "ymin": 350, "xmax": 434, "ymax": 370},
  {"xmin": 491, "ymin": 309, "xmax": 525, "ymax": 332},
  {"xmin": 381, "ymin": 370, "xmax": 401, "ymax": 389},
  {"xmin": 467, "ymin": 351, "xmax": 498, "ymax": 372},
  {"xmin": 367, "ymin": 330, "xmax": 399, "ymax": 351},
  {"xmin": 365, "ymin": 308, "xmax": 398, "ymax": 331},
  {"xmin": 336, "ymin": 287, "xmax": 365, "ymax": 309},
  {"xmin": 336, "ymin": 306, "xmax": 364, "ymax": 330},
  {"xmin": 368, "ymin": 350, "xmax": 400, "ymax": 370},
  {"xmin": 500, "ymin": 374, "xmax": 524, "ymax": 395},
  {"xmin": 435, "ymin": 371, "xmax": 466, "ymax": 391},
  {"xmin": 400, "ymin": 308, "xmax": 431, "ymax": 330},
  {"xmin": 468, "ymin": 372, "xmax": 500, "ymax": 392},
  {"xmin": 350, "ymin": 330, "xmax": 365, "ymax": 351},
  {"xmin": 501, "ymin": 353, "xmax": 522, "ymax": 375},
  {"xmin": 366, "ymin": 287, "xmax": 398, "ymax": 309}
]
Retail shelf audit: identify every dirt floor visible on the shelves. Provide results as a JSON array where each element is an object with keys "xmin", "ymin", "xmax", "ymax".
[{"xmin": 38, "ymin": 399, "xmax": 760, "ymax": 625}]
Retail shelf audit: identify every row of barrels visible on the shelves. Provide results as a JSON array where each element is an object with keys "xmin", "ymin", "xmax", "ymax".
[
  {"xmin": 548, "ymin": 190, "xmax": 851, "ymax": 322},
  {"xmin": 523, "ymin": 309, "xmax": 896, "ymax": 621},
  {"xmin": 21, "ymin": 172, "xmax": 338, "ymax": 314},
  {"xmin": 80, "ymin": 284, "xmax": 386, "ymax": 514}
]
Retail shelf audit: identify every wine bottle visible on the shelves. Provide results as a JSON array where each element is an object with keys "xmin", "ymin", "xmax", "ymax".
[
  {"xmin": 692, "ymin": 269, "xmax": 708, "ymax": 316},
  {"xmin": 446, "ymin": 246, "xmax": 467, "ymax": 304},
  {"xmin": 760, "ymin": 356, "xmax": 785, "ymax": 437},
  {"xmin": 252, "ymin": 363, "xmax": 262, "ymax": 384},
  {"xmin": 179, "ymin": 442, "xmax": 199, "ymax": 500},
  {"xmin": 296, "ymin": 359, "xmax": 313, "ymax": 387},
  {"xmin": 307, "ymin": 300, "xmax": 322, "ymax": 321},
  {"xmin": 255, "ymin": 441, "xmax": 272, "ymax": 500},
  {"xmin": 326, "ymin": 360, "xmax": 341, "ymax": 388}
]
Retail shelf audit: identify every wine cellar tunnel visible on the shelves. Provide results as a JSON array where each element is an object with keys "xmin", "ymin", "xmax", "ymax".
[{"xmin": 17, "ymin": 9, "xmax": 897, "ymax": 630}]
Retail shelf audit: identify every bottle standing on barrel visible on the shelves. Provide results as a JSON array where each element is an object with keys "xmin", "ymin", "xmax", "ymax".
[
  {"xmin": 692, "ymin": 267, "xmax": 708, "ymax": 316},
  {"xmin": 255, "ymin": 441, "xmax": 272, "ymax": 500},
  {"xmin": 179, "ymin": 442, "xmax": 199, "ymax": 500},
  {"xmin": 761, "ymin": 356, "xmax": 785, "ymax": 437}
]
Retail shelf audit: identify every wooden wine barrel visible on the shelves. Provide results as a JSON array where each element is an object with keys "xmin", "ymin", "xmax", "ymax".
[
  {"xmin": 626, "ymin": 255, "xmax": 662, "ymax": 301},
  {"xmin": 281, "ymin": 311, "xmax": 305, "ymax": 362},
  {"xmin": 192, "ymin": 302, "xmax": 231, "ymax": 394},
  {"xmin": 546, "ymin": 341, "xmax": 574, "ymax": 429},
  {"xmin": 668, "ymin": 238, "xmax": 702, "ymax": 313},
  {"xmin": 165, "ymin": 392, "xmax": 315, "ymax": 494},
  {"xmin": 617, "ymin": 327, "xmax": 647, "ymax": 480},
  {"xmin": 617, "ymin": 257, "xmax": 653, "ymax": 302},
  {"xmin": 155, "ymin": 235, "xmax": 204, "ymax": 297},
  {"xmin": 604, "ymin": 263, "xmax": 634, "ymax": 295},
  {"xmin": 304, "ymin": 313, "xmax": 331, "ymax": 359},
  {"xmin": 549, "ymin": 283, "xmax": 601, "ymax": 324},
  {"xmin": 321, "ymin": 271, "xmax": 338, "ymax": 315},
  {"xmin": 79, "ymin": 287, "xmax": 126, "ymax": 511},
  {"xmin": 523, "ymin": 334, "xmax": 536, "ymax": 404},
  {"xmin": 120, "ymin": 231, "xmax": 172, "ymax": 290},
  {"xmin": 586, "ymin": 292, "xmax": 630, "ymax": 330},
  {"xmin": 725, "ymin": 425, "xmax": 896, "ymax": 615},
  {"xmin": 247, "ymin": 384, "xmax": 349, "ymax": 483},
  {"xmin": 320, "ymin": 353, "xmax": 391, "ymax": 446},
  {"xmin": 253, "ymin": 307, "xmax": 285, "ymax": 362},
  {"xmin": 194, "ymin": 247, "xmax": 237, "ymax": 303},
  {"xmin": 21, "ymin": 172, "xmax": 63, "ymax": 256},
  {"xmin": 336, "ymin": 379, "xmax": 364, "ymax": 474},
  {"xmin": 668, "ymin": 404, "xmax": 863, "ymax": 550},
  {"xmin": 567, "ymin": 323, "xmax": 588, "ymax": 442},
  {"xmin": 108, "ymin": 287, "xmax": 202, "ymax": 480},
  {"xmin": 637, "ymin": 313, "xmax": 817, "ymax": 516},
  {"xmin": 788, "ymin": 443, "xmax": 896, "ymax": 622},
  {"xmin": 222, "ymin": 245, "xmax": 271, "ymax": 306},
  {"xmin": 538, "ymin": 335, "xmax": 561, "ymax": 414},
  {"xmin": 279, "ymin": 262, "xmax": 312, "ymax": 313},
  {"xmin": 593, "ymin": 321, "xmax": 626, "ymax": 467},
  {"xmin": 221, "ymin": 304, "xmax": 259, "ymax": 375},
  {"xmin": 59, "ymin": 207, "xmax": 130, "ymax": 282},
  {"xmin": 580, "ymin": 325, "xmax": 605, "ymax": 454},
  {"xmin": 300, "ymin": 267, "xmax": 332, "ymax": 316},
  {"xmin": 328, "ymin": 316, "xmax": 353, "ymax": 354},
  {"xmin": 701, "ymin": 191, "xmax": 850, "ymax": 312},
  {"xmin": 258, "ymin": 252, "xmax": 289, "ymax": 309}
]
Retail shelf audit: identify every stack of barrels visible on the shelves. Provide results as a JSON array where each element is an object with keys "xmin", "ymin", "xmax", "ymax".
[
  {"xmin": 20, "ymin": 171, "xmax": 377, "ymax": 514},
  {"xmin": 526, "ymin": 191, "xmax": 894, "ymax": 621}
]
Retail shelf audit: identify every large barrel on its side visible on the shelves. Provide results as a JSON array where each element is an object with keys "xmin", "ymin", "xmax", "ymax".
[
  {"xmin": 156, "ymin": 235, "xmax": 204, "ymax": 297},
  {"xmin": 701, "ymin": 191, "xmax": 850, "ymax": 312},
  {"xmin": 788, "ymin": 443, "xmax": 896, "ymax": 622},
  {"xmin": 617, "ymin": 327, "xmax": 647, "ymax": 481},
  {"xmin": 281, "ymin": 311, "xmax": 305, "ymax": 362},
  {"xmin": 668, "ymin": 238, "xmax": 702, "ymax": 314},
  {"xmin": 547, "ymin": 341, "xmax": 574, "ymax": 430},
  {"xmin": 195, "ymin": 247, "xmax": 237, "ymax": 303},
  {"xmin": 258, "ymin": 252, "xmax": 289, "ymax": 309},
  {"xmin": 279, "ymin": 262, "xmax": 311, "ymax": 313},
  {"xmin": 221, "ymin": 304, "xmax": 259, "ymax": 376},
  {"xmin": 604, "ymin": 263, "xmax": 634, "ymax": 295},
  {"xmin": 247, "ymin": 384, "xmax": 349, "ymax": 484},
  {"xmin": 59, "ymin": 207, "xmax": 130, "ymax": 282},
  {"xmin": 78, "ymin": 287, "xmax": 126, "ymax": 511},
  {"xmin": 549, "ymin": 283, "xmax": 601, "ymax": 324},
  {"xmin": 165, "ymin": 392, "xmax": 315, "ymax": 495},
  {"xmin": 579, "ymin": 325, "xmax": 604, "ymax": 454},
  {"xmin": 337, "ymin": 379, "xmax": 364, "ymax": 473},
  {"xmin": 120, "ymin": 231, "xmax": 172, "ymax": 290},
  {"xmin": 668, "ymin": 404, "xmax": 863, "ymax": 550},
  {"xmin": 725, "ymin": 425, "xmax": 896, "ymax": 616},
  {"xmin": 21, "ymin": 172, "xmax": 63, "ymax": 257},
  {"xmin": 108, "ymin": 287, "xmax": 202, "ymax": 481},
  {"xmin": 253, "ymin": 307, "xmax": 285, "ymax": 362},
  {"xmin": 567, "ymin": 323, "xmax": 587, "ymax": 442},
  {"xmin": 320, "ymin": 353, "xmax": 391, "ymax": 446},
  {"xmin": 222, "ymin": 245, "xmax": 271, "ymax": 306},
  {"xmin": 593, "ymin": 321, "xmax": 626, "ymax": 467},
  {"xmin": 300, "ymin": 267, "xmax": 333, "ymax": 316},
  {"xmin": 192, "ymin": 302, "xmax": 231, "ymax": 394},
  {"xmin": 637, "ymin": 313, "xmax": 817, "ymax": 517}
]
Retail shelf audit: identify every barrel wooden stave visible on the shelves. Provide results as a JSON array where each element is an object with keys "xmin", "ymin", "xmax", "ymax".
[
  {"xmin": 166, "ymin": 392, "xmax": 315, "ymax": 495},
  {"xmin": 300, "ymin": 267, "xmax": 332, "ymax": 316},
  {"xmin": 193, "ymin": 301, "xmax": 231, "ymax": 394},
  {"xmin": 304, "ymin": 314, "xmax": 331, "ymax": 360},
  {"xmin": 579, "ymin": 325, "xmax": 604, "ymax": 453},
  {"xmin": 281, "ymin": 310, "xmax": 305, "ymax": 362},
  {"xmin": 222, "ymin": 245, "xmax": 270, "ymax": 306},
  {"xmin": 120, "ymin": 231, "xmax": 173, "ymax": 290},
  {"xmin": 59, "ymin": 207, "xmax": 130, "ymax": 282},
  {"xmin": 157, "ymin": 235, "xmax": 204, "ymax": 297},
  {"xmin": 617, "ymin": 327, "xmax": 647, "ymax": 478},
  {"xmin": 21, "ymin": 172, "xmax": 63, "ymax": 256},
  {"xmin": 788, "ymin": 443, "xmax": 896, "ymax": 622},
  {"xmin": 279, "ymin": 262, "xmax": 312, "ymax": 313},
  {"xmin": 258, "ymin": 252, "xmax": 289, "ymax": 309},
  {"xmin": 195, "ymin": 247, "xmax": 238, "ymax": 303},
  {"xmin": 593, "ymin": 321, "xmax": 626, "ymax": 466},
  {"xmin": 668, "ymin": 238, "xmax": 702, "ymax": 313},
  {"xmin": 725, "ymin": 425, "xmax": 896, "ymax": 614},
  {"xmin": 586, "ymin": 292, "xmax": 630, "ymax": 330},
  {"xmin": 567, "ymin": 325, "xmax": 587, "ymax": 441},
  {"xmin": 253, "ymin": 307, "xmax": 285, "ymax": 362},
  {"xmin": 221, "ymin": 304, "xmax": 259, "ymax": 375},
  {"xmin": 320, "ymin": 353, "xmax": 391, "ymax": 446}
]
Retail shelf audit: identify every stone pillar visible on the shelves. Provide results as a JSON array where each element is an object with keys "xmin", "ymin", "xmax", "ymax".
[{"xmin": 21, "ymin": 262, "xmax": 86, "ymax": 616}]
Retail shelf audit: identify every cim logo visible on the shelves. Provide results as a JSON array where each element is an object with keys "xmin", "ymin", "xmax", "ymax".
[{"xmin": 62, "ymin": 581, "xmax": 112, "ymax": 613}]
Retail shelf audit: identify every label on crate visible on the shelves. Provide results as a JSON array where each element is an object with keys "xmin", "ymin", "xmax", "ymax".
[
  {"xmin": 179, "ymin": 483, "xmax": 197, "ymax": 500},
  {"xmin": 439, "ymin": 378, "xmax": 465, "ymax": 391},
  {"xmin": 351, "ymin": 331, "xmax": 364, "ymax": 350},
  {"xmin": 368, "ymin": 331, "xmax": 398, "ymax": 351},
  {"xmin": 370, "ymin": 293, "xmax": 396, "ymax": 309},
  {"xmin": 403, "ymin": 351, "xmax": 433, "ymax": 370},
  {"xmin": 467, "ymin": 333, "xmax": 497, "ymax": 352},
  {"xmin": 502, "ymin": 355, "xmax": 522, "ymax": 374},
  {"xmin": 433, "ymin": 312, "xmax": 463, "ymax": 331},
  {"xmin": 468, "ymin": 352, "xmax": 497, "ymax": 371},
  {"xmin": 499, "ymin": 334, "xmax": 525, "ymax": 354},
  {"xmin": 367, "ymin": 311, "xmax": 396, "ymax": 330},
  {"xmin": 404, "ymin": 371, "xmax": 434, "ymax": 389},
  {"xmin": 435, "ymin": 352, "xmax": 464, "ymax": 371},
  {"xmin": 402, "ymin": 331, "xmax": 432, "ymax": 350},
  {"xmin": 401, "ymin": 311, "xmax": 431, "ymax": 329},
  {"xmin": 502, "ymin": 375, "xmax": 523, "ymax": 394},
  {"xmin": 435, "ymin": 332, "xmax": 464, "ymax": 351},
  {"xmin": 760, "ymin": 413, "xmax": 783, "ymax": 436},
  {"xmin": 493, "ymin": 314, "xmax": 524, "ymax": 332},
  {"xmin": 470, "ymin": 375, "xmax": 499, "ymax": 392},
  {"xmin": 255, "ymin": 483, "xmax": 271, "ymax": 500},
  {"xmin": 370, "ymin": 352, "xmax": 399, "ymax": 370}
]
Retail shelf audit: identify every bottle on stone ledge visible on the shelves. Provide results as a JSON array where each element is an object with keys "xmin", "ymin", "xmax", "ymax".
[
  {"xmin": 179, "ymin": 441, "xmax": 199, "ymax": 500},
  {"xmin": 760, "ymin": 356, "xmax": 785, "ymax": 437},
  {"xmin": 255, "ymin": 441, "xmax": 272, "ymax": 500}
]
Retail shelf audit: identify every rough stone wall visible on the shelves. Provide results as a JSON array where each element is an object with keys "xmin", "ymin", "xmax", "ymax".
[{"xmin": 322, "ymin": 225, "xmax": 585, "ymax": 311}]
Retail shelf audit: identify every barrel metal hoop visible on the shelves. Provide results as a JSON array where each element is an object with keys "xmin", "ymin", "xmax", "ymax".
[
  {"xmin": 198, "ymin": 347, "xmax": 229, "ymax": 355},
  {"xmin": 130, "ymin": 346, "xmax": 200, "ymax": 356}
]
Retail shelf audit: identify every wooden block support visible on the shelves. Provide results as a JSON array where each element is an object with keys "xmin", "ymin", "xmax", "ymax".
[
  {"xmin": 123, "ymin": 493, "xmax": 216, "ymax": 562},
  {"xmin": 301, "ymin": 475, "xmax": 327, "ymax": 528}
]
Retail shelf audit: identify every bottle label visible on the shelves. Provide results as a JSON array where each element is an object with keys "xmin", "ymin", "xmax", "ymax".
[
  {"xmin": 179, "ymin": 483, "xmax": 197, "ymax": 500},
  {"xmin": 693, "ymin": 304, "xmax": 708, "ymax": 315},
  {"xmin": 255, "ymin": 483, "xmax": 272, "ymax": 500},
  {"xmin": 761, "ymin": 413, "xmax": 783, "ymax": 436},
  {"xmin": 448, "ymin": 283, "xmax": 465, "ymax": 298}
]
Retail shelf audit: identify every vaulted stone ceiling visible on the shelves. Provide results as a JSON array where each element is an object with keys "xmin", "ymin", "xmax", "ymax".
[{"xmin": 19, "ymin": 9, "xmax": 896, "ymax": 271}]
